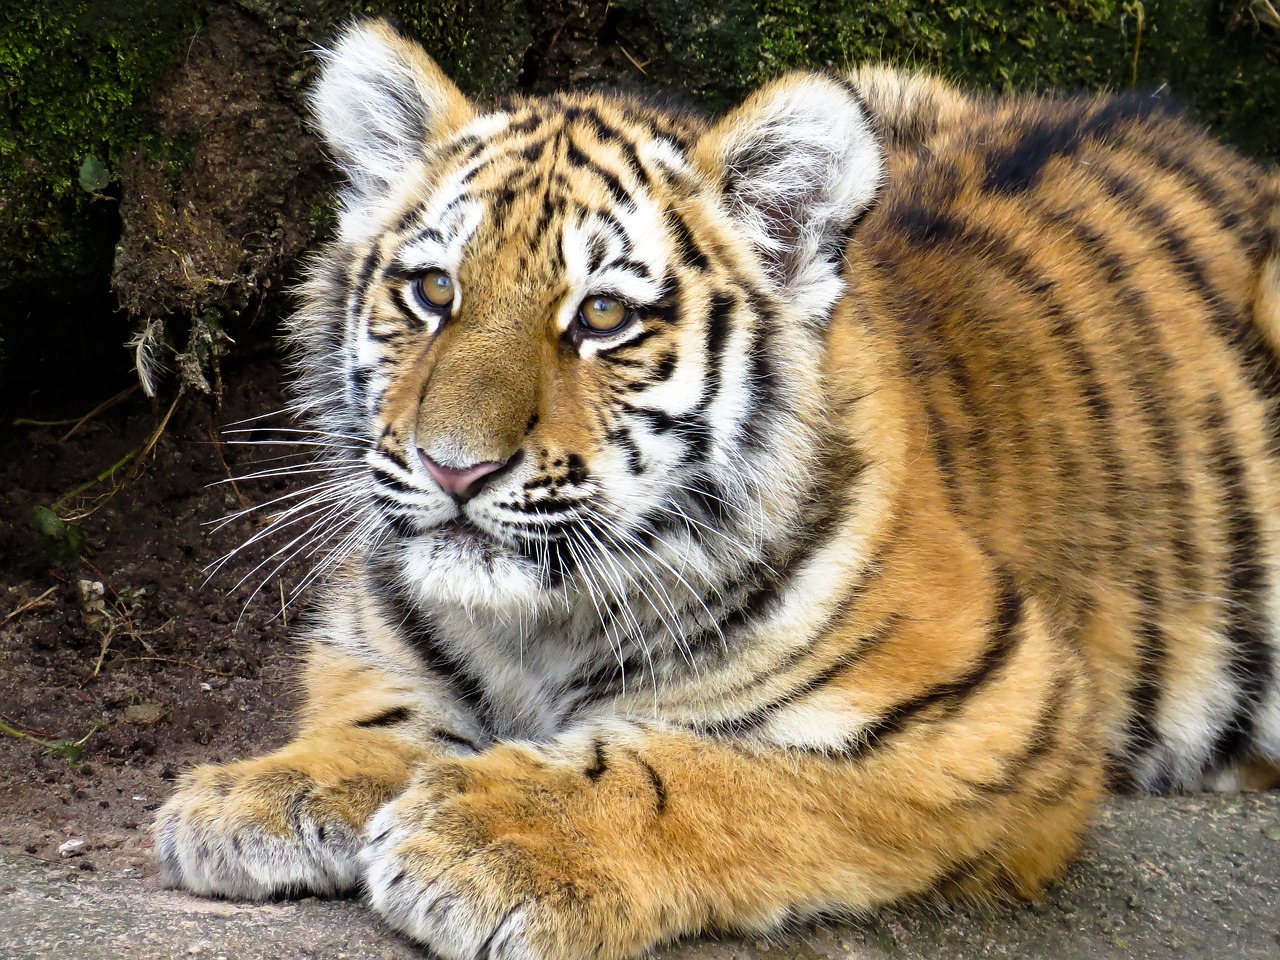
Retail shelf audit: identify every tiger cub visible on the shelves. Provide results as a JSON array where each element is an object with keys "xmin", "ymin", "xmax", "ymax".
[{"xmin": 154, "ymin": 17, "xmax": 1280, "ymax": 959}]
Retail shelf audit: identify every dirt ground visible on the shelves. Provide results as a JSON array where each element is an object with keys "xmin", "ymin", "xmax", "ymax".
[{"xmin": 0, "ymin": 359, "xmax": 305, "ymax": 876}]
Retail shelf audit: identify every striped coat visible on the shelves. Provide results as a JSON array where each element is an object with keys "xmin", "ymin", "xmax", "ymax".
[{"xmin": 154, "ymin": 20, "xmax": 1280, "ymax": 960}]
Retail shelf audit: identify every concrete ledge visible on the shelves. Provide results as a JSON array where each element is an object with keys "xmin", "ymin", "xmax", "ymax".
[{"xmin": 2, "ymin": 793, "xmax": 1277, "ymax": 960}]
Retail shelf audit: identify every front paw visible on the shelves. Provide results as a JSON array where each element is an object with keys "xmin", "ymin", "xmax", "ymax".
[
  {"xmin": 155, "ymin": 735, "xmax": 416, "ymax": 899},
  {"xmin": 361, "ymin": 745, "xmax": 656, "ymax": 960}
]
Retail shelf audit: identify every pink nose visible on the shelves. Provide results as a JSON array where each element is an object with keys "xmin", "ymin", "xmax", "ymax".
[{"xmin": 418, "ymin": 450, "xmax": 507, "ymax": 503}]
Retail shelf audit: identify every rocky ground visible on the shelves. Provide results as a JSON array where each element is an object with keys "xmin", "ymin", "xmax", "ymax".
[{"xmin": 1, "ymin": 794, "xmax": 1277, "ymax": 960}]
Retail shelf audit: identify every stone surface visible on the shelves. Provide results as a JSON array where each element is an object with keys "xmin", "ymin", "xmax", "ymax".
[{"xmin": 2, "ymin": 792, "xmax": 1278, "ymax": 960}]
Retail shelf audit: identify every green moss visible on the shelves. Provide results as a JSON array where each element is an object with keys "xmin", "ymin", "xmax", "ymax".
[
  {"xmin": 485, "ymin": 1, "xmax": 1275, "ymax": 161},
  {"xmin": 704, "ymin": 1, "xmax": 1279, "ymax": 161},
  {"xmin": 373, "ymin": 0, "xmax": 531, "ymax": 97},
  {"xmin": 608, "ymin": 0, "xmax": 763, "ymax": 107},
  {"xmin": 0, "ymin": 0, "xmax": 207, "ymax": 290}
]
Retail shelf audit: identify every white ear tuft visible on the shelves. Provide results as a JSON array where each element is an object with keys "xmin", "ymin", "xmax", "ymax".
[
  {"xmin": 697, "ymin": 74, "xmax": 883, "ymax": 312},
  {"xmin": 310, "ymin": 19, "xmax": 473, "ymax": 204}
]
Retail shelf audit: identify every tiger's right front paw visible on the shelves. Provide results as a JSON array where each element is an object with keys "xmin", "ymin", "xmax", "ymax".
[{"xmin": 154, "ymin": 736, "xmax": 418, "ymax": 899}]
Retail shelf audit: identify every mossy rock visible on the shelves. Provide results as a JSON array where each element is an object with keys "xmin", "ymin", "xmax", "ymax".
[{"xmin": 0, "ymin": 0, "xmax": 207, "ymax": 291}]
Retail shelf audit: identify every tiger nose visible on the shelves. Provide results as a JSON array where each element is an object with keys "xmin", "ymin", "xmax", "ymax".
[{"xmin": 417, "ymin": 449, "xmax": 511, "ymax": 503}]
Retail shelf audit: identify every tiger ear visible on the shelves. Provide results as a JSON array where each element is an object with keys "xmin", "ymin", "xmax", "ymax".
[
  {"xmin": 310, "ymin": 19, "xmax": 474, "ymax": 206},
  {"xmin": 694, "ymin": 73, "xmax": 883, "ymax": 310}
]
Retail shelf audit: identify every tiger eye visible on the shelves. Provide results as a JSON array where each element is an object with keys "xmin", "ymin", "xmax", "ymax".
[
  {"xmin": 417, "ymin": 270, "xmax": 455, "ymax": 309},
  {"xmin": 579, "ymin": 295, "xmax": 629, "ymax": 333}
]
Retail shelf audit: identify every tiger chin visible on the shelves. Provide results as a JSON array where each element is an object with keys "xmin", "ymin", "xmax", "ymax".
[{"xmin": 154, "ymin": 17, "xmax": 1280, "ymax": 959}]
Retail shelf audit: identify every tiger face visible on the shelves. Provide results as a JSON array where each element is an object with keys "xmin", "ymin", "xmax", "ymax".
[{"xmin": 295, "ymin": 21, "xmax": 883, "ymax": 614}]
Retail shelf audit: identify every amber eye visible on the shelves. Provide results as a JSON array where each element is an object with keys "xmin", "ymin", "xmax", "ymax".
[
  {"xmin": 415, "ymin": 270, "xmax": 455, "ymax": 310},
  {"xmin": 577, "ymin": 295, "xmax": 631, "ymax": 335}
]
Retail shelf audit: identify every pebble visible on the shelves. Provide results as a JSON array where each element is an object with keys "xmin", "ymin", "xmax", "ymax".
[
  {"xmin": 123, "ymin": 703, "xmax": 166, "ymax": 725},
  {"xmin": 57, "ymin": 838, "xmax": 85, "ymax": 858}
]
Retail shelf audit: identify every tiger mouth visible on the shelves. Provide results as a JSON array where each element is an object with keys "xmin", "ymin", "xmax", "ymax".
[{"xmin": 435, "ymin": 518, "xmax": 493, "ymax": 549}]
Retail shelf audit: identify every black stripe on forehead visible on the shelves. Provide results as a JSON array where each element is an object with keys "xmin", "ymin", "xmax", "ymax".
[
  {"xmin": 564, "ymin": 139, "xmax": 635, "ymax": 209},
  {"xmin": 391, "ymin": 106, "xmax": 682, "ymax": 267}
]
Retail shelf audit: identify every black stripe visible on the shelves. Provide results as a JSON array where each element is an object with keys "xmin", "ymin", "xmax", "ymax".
[
  {"xmin": 839, "ymin": 571, "xmax": 1024, "ymax": 759},
  {"xmin": 431, "ymin": 728, "xmax": 481, "ymax": 753},
  {"xmin": 373, "ymin": 501, "xmax": 421, "ymax": 542},
  {"xmin": 605, "ymin": 424, "xmax": 645, "ymax": 475},
  {"xmin": 556, "ymin": 650, "xmax": 650, "ymax": 720},
  {"xmin": 476, "ymin": 904, "xmax": 521, "ymax": 960},
  {"xmin": 704, "ymin": 617, "xmax": 900, "ymax": 737},
  {"xmin": 665, "ymin": 208, "xmax": 710, "ymax": 270},
  {"xmin": 565, "ymin": 139, "xmax": 633, "ymax": 209},
  {"xmin": 1093, "ymin": 163, "xmax": 1280, "ymax": 444},
  {"xmin": 370, "ymin": 464, "xmax": 415, "ymax": 495},
  {"xmin": 354, "ymin": 706, "xmax": 412, "ymax": 728},
  {"xmin": 586, "ymin": 233, "xmax": 608, "ymax": 274},
  {"xmin": 347, "ymin": 364, "xmax": 373, "ymax": 409},
  {"xmin": 984, "ymin": 92, "xmax": 1179, "ymax": 195},
  {"xmin": 628, "ymin": 751, "xmax": 667, "ymax": 814},
  {"xmin": 370, "ymin": 560, "xmax": 492, "ymax": 728},
  {"xmin": 347, "ymin": 245, "xmax": 383, "ymax": 328},
  {"xmin": 740, "ymin": 322, "xmax": 779, "ymax": 449},
  {"xmin": 689, "ymin": 448, "xmax": 858, "ymax": 646},
  {"xmin": 387, "ymin": 286, "xmax": 426, "ymax": 330},
  {"xmin": 583, "ymin": 738, "xmax": 608, "ymax": 780},
  {"xmin": 650, "ymin": 349, "xmax": 678, "ymax": 384},
  {"xmin": 596, "ymin": 324, "xmax": 660, "ymax": 355},
  {"xmin": 694, "ymin": 292, "xmax": 734, "ymax": 416},
  {"xmin": 680, "ymin": 472, "xmax": 736, "ymax": 527},
  {"xmin": 1110, "ymin": 128, "xmax": 1260, "ymax": 246},
  {"xmin": 961, "ymin": 673, "xmax": 1069, "ymax": 797},
  {"xmin": 1114, "ymin": 581, "xmax": 1167, "ymax": 781},
  {"xmin": 571, "ymin": 106, "xmax": 650, "ymax": 187},
  {"xmin": 1044, "ymin": 207, "xmax": 1197, "ymax": 578},
  {"xmin": 1203, "ymin": 400, "xmax": 1274, "ymax": 769}
]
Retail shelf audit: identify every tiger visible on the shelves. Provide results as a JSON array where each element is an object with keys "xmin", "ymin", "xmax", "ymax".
[{"xmin": 153, "ymin": 17, "xmax": 1280, "ymax": 960}]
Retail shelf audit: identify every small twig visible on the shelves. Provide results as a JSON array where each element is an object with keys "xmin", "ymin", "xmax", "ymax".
[
  {"xmin": 116, "ymin": 656, "xmax": 235, "ymax": 678},
  {"xmin": 4, "ymin": 586, "xmax": 58, "ymax": 622},
  {"xmin": 0, "ymin": 719, "xmax": 57, "ymax": 749},
  {"xmin": 0, "ymin": 711, "xmax": 58, "ymax": 739},
  {"xmin": 83, "ymin": 613, "xmax": 171, "ymax": 682},
  {"xmin": 128, "ymin": 390, "xmax": 183, "ymax": 480},
  {"xmin": 1254, "ymin": 0, "xmax": 1280, "ymax": 30},
  {"xmin": 60, "ymin": 383, "xmax": 139, "ymax": 442},
  {"xmin": 209, "ymin": 420, "xmax": 247, "ymax": 507},
  {"xmin": 52, "ymin": 448, "xmax": 138, "ymax": 517},
  {"xmin": 89, "ymin": 621, "xmax": 120, "ymax": 679},
  {"xmin": 10, "ymin": 383, "xmax": 140, "ymax": 437},
  {"xmin": 546, "ymin": 13, "xmax": 573, "ymax": 54},
  {"xmin": 279, "ymin": 579, "xmax": 288, "ymax": 627},
  {"xmin": 1129, "ymin": 1, "xmax": 1145, "ymax": 87},
  {"xmin": 11, "ymin": 415, "xmax": 81, "ymax": 428},
  {"xmin": 617, "ymin": 44, "xmax": 650, "ymax": 75}
]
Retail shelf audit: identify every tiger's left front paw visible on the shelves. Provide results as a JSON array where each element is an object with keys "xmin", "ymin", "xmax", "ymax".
[{"xmin": 360, "ymin": 743, "xmax": 667, "ymax": 960}]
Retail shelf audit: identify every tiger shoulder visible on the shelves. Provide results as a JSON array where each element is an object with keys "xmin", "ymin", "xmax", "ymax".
[{"xmin": 153, "ymin": 21, "xmax": 1280, "ymax": 960}]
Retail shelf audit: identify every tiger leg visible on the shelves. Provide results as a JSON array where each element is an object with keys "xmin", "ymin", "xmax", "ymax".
[
  {"xmin": 360, "ymin": 634, "xmax": 1102, "ymax": 960},
  {"xmin": 154, "ymin": 642, "xmax": 438, "ymax": 898}
]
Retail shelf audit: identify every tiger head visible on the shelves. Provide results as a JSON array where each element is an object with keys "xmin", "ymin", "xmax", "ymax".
[{"xmin": 292, "ymin": 20, "xmax": 883, "ymax": 615}]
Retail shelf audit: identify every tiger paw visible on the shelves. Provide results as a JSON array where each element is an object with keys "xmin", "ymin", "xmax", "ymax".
[
  {"xmin": 155, "ymin": 734, "xmax": 418, "ymax": 899},
  {"xmin": 361, "ymin": 744, "xmax": 664, "ymax": 960}
]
